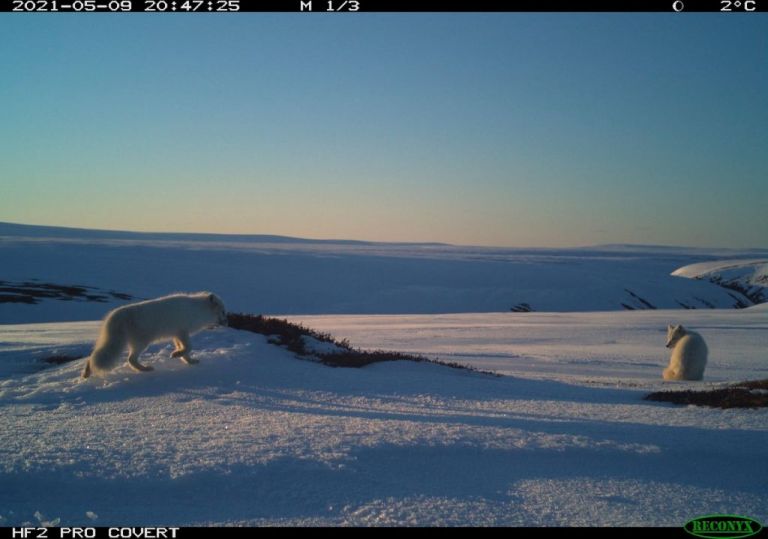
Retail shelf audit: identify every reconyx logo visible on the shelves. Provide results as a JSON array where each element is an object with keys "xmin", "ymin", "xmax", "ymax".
[{"xmin": 684, "ymin": 515, "xmax": 763, "ymax": 539}]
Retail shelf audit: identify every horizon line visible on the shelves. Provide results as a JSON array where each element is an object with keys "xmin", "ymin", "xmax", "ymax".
[{"xmin": 2, "ymin": 220, "xmax": 768, "ymax": 254}]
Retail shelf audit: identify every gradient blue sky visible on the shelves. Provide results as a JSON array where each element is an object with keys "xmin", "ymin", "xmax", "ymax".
[{"xmin": 1, "ymin": 14, "xmax": 766, "ymax": 247}]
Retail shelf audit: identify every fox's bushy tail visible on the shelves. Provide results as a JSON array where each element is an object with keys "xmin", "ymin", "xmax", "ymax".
[{"xmin": 82, "ymin": 315, "xmax": 127, "ymax": 378}]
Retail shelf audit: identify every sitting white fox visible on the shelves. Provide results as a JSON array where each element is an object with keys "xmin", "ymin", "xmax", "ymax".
[
  {"xmin": 663, "ymin": 324, "xmax": 708, "ymax": 381},
  {"xmin": 82, "ymin": 292, "xmax": 227, "ymax": 378}
]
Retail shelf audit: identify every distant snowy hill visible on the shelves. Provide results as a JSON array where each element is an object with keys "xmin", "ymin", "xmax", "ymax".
[
  {"xmin": 2, "ymin": 221, "xmax": 767, "ymax": 324},
  {"xmin": 0, "ymin": 221, "xmax": 446, "ymax": 247},
  {"xmin": 672, "ymin": 259, "xmax": 768, "ymax": 306}
]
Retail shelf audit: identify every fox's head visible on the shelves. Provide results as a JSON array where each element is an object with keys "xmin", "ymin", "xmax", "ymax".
[
  {"xmin": 665, "ymin": 324, "xmax": 685, "ymax": 349},
  {"xmin": 207, "ymin": 293, "xmax": 228, "ymax": 327}
]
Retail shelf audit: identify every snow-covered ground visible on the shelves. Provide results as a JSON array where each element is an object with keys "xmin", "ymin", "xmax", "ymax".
[
  {"xmin": 1, "ymin": 223, "xmax": 767, "ymax": 527},
  {"xmin": 287, "ymin": 308, "xmax": 768, "ymax": 383},
  {"xmin": 672, "ymin": 259, "xmax": 768, "ymax": 280},
  {"xmin": 1, "ymin": 309, "xmax": 766, "ymax": 527}
]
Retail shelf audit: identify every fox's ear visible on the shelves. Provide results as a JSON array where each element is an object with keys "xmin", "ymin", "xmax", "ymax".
[
  {"xmin": 668, "ymin": 325, "xmax": 674, "ymax": 330},
  {"xmin": 209, "ymin": 293, "xmax": 215, "ymax": 303}
]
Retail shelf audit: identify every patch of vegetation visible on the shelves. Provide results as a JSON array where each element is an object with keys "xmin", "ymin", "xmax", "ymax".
[
  {"xmin": 644, "ymin": 379, "xmax": 768, "ymax": 409},
  {"xmin": 226, "ymin": 313, "xmax": 348, "ymax": 356},
  {"xmin": 317, "ymin": 349, "xmax": 493, "ymax": 374},
  {"xmin": 227, "ymin": 313, "xmax": 498, "ymax": 376},
  {"xmin": 41, "ymin": 355, "xmax": 85, "ymax": 365}
]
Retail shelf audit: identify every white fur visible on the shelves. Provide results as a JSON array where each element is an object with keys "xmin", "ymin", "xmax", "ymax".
[
  {"xmin": 663, "ymin": 324, "xmax": 708, "ymax": 381},
  {"xmin": 82, "ymin": 292, "xmax": 227, "ymax": 378}
]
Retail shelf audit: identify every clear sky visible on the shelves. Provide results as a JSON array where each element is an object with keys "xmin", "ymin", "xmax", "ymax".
[{"xmin": 1, "ymin": 14, "xmax": 766, "ymax": 248}]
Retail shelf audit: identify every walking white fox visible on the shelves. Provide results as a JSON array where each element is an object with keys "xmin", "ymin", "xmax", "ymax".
[
  {"xmin": 663, "ymin": 324, "xmax": 708, "ymax": 381},
  {"xmin": 82, "ymin": 292, "xmax": 227, "ymax": 378}
]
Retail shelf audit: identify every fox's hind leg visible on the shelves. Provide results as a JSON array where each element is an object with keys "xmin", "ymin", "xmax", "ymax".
[
  {"xmin": 171, "ymin": 333, "xmax": 198, "ymax": 365},
  {"xmin": 127, "ymin": 343, "xmax": 153, "ymax": 372}
]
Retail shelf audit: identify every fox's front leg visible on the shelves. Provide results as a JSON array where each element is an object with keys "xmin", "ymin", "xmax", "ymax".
[
  {"xmin": 171, "ymin": 333, "xmax": 199, "ymax": 365},
  {"xmin": 127, "ymin": 344, "xmax": 153, "ymax": 372}
]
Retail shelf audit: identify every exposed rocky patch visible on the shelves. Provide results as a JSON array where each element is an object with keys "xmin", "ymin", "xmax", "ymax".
[
  {"xmin": 697, "ymin": 274, "xmax": 766, "ymax": 307},
  {"xmin": 510, "ymin": 302, "xmax": 534, "ymax": 313},
  {"xmin": 621, "ymin": 289, "xmax": 658, "ymax": 311},
  {"xmin": 0, "ymin": 279, "xmax": 134, "ymax": 305}
]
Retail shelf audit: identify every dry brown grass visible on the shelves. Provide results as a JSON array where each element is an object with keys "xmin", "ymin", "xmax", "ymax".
[{"xmin": 644, "ymin": 379, "xmax": 768, "ymax": 409}]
